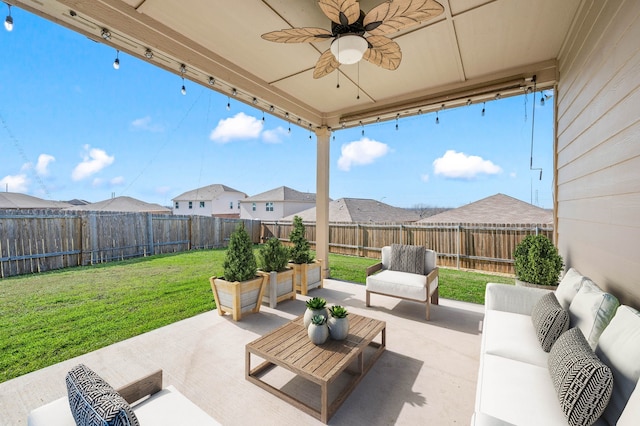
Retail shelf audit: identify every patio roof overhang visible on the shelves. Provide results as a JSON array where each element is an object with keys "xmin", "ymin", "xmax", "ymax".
[{"xmin": 8, "ymin": 0, "xmax": 581, "ymax": 129}]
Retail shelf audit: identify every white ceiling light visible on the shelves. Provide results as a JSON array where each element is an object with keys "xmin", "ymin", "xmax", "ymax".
[{"xmin": 330, "ymin": 35, "xmax": 368, "ymax": 65}]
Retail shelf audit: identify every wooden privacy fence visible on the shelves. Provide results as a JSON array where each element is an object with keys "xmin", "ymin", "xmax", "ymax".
[
  {"xmin": 0, "ymin": 209, "xmax": 260, "ymax": 278},
  {"xmin": 261, "ymin": 221, "xmax": 554, "ymax": 274}
]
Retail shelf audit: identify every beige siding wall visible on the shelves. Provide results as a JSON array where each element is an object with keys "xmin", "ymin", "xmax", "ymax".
[{"xmin": 557, "ymin": 0, "xmax": 640, "ymax": 307}]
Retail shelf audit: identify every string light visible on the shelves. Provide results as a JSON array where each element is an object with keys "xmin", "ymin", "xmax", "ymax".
[
  {"xmin": 269, "ymin": 105, "xmax": 274, "ymax": 112},
  {"xmin": 226, "ymin": 96, "xmax": 231, "ymax": 111},
  {"xmin": 180, "ymin": 64, "xmax": 186, "ymax": 95},
  {"xmin": 360, "ymin": 121, "xmax": 364, "ymax": 136},
  {"xmin": 144, "ymin": 49, "xmax": 153, "ymax": 59},
  {"xmin": 436, "ymin": 111, "xmax": 439, "ymax": 125},
  {"xmin": 101, "ymin": 28, "xmax": 111, "ymax": 40},
  {"xmin": 208, "ymin": 77, "xmax": 215, "ymax": 85},
  {"xmin": 113, "ymin": 50, "xmax": 120, "ymax": 70},
  {"xmin": 395, "ymin": 113, "xmax": 399, "ymax": 131},
  {"xmin": 231, "ymin": 88, "xmax": 237, "ymax": 96},
  {"xmin": 482, "ymin": 102, "xmax": 486, "ymax": 117},
  {"xmin": 252, "ymin": 97, "xmax": 258, "ymax": 105},
  {"xmin": 4, "ymin": 3, "xmax": 13, "ymax": 32}
]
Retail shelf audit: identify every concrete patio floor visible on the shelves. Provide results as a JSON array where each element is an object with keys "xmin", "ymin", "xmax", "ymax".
[{"xmin": 0, "ymin": 279, "xmax": 484, "ymax": 425}]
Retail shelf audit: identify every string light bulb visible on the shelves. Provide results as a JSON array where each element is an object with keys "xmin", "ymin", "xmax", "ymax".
[
  {"xmin": 436, "ymin": 111, "xmax": 439, "ymax": 125},
  {"xmin": 144, "ymin": 49, "xmax": 153, "ymax": 59},
  {"xmin": 4, "ymin": 3, "xmax": 13, "ymax": 32},
  {"xmin": 101, "ymin": 28, "xmax": 111, "ymax": 40},
  {"xmin": 482, "ymin": 102, "xmax": 486, "ymax": 117},
  {"xmin": 179, "ymin": 64, "xmax": 186, "ymax": 95},
  {"xmin": 226, "ymin": 96, "xmax": 231, "ymax": 111},
  {"xmin": 113, "ymin": 50, "xmax": 120, "ymax": 70},
  {"xmin": 208, "ymin": 77, "xmax": 215, "ymax": 85}
]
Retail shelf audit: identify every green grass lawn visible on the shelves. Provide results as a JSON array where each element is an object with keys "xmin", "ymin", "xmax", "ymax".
[{"xmin": 0, "ymin": 248, "xmax": 512, "ymax": 383}]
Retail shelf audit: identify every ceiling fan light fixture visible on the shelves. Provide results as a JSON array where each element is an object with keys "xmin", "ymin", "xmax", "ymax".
[{"xmin": 330, "ymin": 34, "xmax": 368, "ymax": 65}]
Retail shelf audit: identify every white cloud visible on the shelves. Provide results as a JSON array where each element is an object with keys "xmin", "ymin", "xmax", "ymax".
[
  {"xmin": 210, "ymin": 112, "xmax": 263, "ymax": 143},
  {"xmin": 72, "ymin": 145, "xmax": 115, "ymax": 181},
  {"xmin": 337, "ymin": 138, "xmax": 390, "ymax": 171},
  {"xmin": 0, "ymin": 174, "xmax": 29, "ymax": 192},
  {"xmin": 433, "ymin": 150, "xmax": 502, "ymax": 179},
  {"xmin": 262, "ymin": 126, "xmax": 289, "ymax": 144},
  {"xmin": 110, "ymin": 176, "xmax": 125, "ymax": 185},
  {"xmin": 130, "ymin": 116, "xmax": 164, "ymax": 132},
  {"xmin": 35, "ymin": 154, "xmax": 55, "ymax": 176}
]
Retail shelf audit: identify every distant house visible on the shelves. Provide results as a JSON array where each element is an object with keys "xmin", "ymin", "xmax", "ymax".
[
  {"xmin": 172, "ymin": 184, "xmax": 247, "ymax": 218},
  {"xmin": 282, "ymin": 198, "xmax": 420, "ymax": 223},
  {"xmin": 240, "ymin": 186, "xmax": 316, "ymax": 220},
  {"xmin": 0, "ymin": 192, "xmax": 71, "ymax": 209},
  {"xmin": 418, "ymin": 193, "xmax": 553, "ymax": 225},
  {"xmin": 64, "ymin": 196, "xmax": 171, "ymax": 214}
]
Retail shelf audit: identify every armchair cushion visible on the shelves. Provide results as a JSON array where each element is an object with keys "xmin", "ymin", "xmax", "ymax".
[
  {"xmin": 366, "ymin": 270, "xmax": 427, "ymax": 301},
  {"xmin": 389, "ymin": 244, "xmax": 425, "ymax": 275},
  {"xmin": 66, "ymin": 364, "xmax": 139, "ymax": 426},
  {"xmin": 531, "ymin": 292, "xmax": 570, "ymax": 352},
  {"xmin": 555, "ymin": 267, "xmax": 586, "ymax": 310},
  {"xmin": 568, "ymin": 280, "xmax": 619, "ymax": 349}
]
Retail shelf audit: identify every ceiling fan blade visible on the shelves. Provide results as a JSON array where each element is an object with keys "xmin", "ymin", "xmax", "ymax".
[
  {"xmin": 363, "ymin": 35, "xmax": 402, "ymax": 70},
  {"xmin": 261, "ymin": 27, "xmax": 333, "ymax": 43},
  {"xmin": 318, "ymin": 0, "xmax": 360, "ymax": 26},
  {"xmin": 363, "ymin": 0, "xmax": 444, "ymax": 35},
  {"xmin": 313, "ymin": 49, "xmax": 340, "ymax": 79}
]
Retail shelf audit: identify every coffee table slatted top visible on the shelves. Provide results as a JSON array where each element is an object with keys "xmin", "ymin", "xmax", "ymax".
[{"xmin": 247, "ymin": 314, "xmax": 385, "ymax": 384}]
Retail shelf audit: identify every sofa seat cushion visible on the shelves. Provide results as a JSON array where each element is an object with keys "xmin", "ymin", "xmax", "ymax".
[
  {"xmin": 531, "ymin": 292, "xmax": 570, "ymax": 352},
  {"xmin": 366, "ymin": 270, "xmax": 427, "ymax": 301},
  {"xmin": 595, "ymin": 305, "xmax": 640, "ymax": 425},
  {"xmin": 569, "ymin": 280, "xmax": 619, "ymax": 349},
  {"xmin": 482, "ymin": 310, "xmax": 549, "ymax": 367},
  {"xmin": 475, "ymin": 354, "xmax": 567, "ymax": 425},
  {"xmin": 617, "ymin": 381, "xmax": 640, "ymax": 426},
  {"xmin": 548, "ymin": 328, "xmax": 613, "ymax": 426},
  {"xmin": 28, "ymin": 386, "xmax": 220, "ymax": 426}
]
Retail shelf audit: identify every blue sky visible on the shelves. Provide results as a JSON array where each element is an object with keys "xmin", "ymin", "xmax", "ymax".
[{"xmin": 0, "ymin": 8, "xmax": 554, "ymax": 209}]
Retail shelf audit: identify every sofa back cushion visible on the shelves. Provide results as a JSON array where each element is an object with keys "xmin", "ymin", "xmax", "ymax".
[
  {"xmin": 548, "ymin": 328, "xmax": 613, "ymax": 426},
  {"xmin": 531, "ymin": 292, "xmax": 570, "ymax": 352},
  {"xmin": 568, "ymin": 280, "xmax": 619, "ymax": 349},
  {"xmin": 382, "ymin": 245, "xmax": 436, "ymax": 275},
  {"xmin": 555, "ymin": 267, "xmax": 585, "ymax": 310},
  {"xmin": 66, "ymin": 364, "xmax": 139, "ymax": 426},
  {"xmin": 595, "ymin": 305, "xmax": 640, "ymax": 425}
]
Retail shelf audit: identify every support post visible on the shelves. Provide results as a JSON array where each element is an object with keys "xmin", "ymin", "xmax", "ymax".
[{"xmin": 315, "ymin": 126, "xmax": 331, "ymax": 278}]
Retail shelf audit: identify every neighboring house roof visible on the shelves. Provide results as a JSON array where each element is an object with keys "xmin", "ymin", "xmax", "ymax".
[
  {"xmin": 243, "ymin": 186, "xmax": 316, "ymax": 203},
  {"xmin": 418, "ymin": 193, "xmax": 553, "ymax": 224},
  {"xmin": 64, "ymin": 196, "xmax": 171, "ymax": 214},
  {"xmin": 64, "ymin": 199, "xmax": 91, "ymax": 206},
  {"xmin": 172, "ymin": 184, "xmax": 246, "ymax": 201},
  {"xmin": 282, "ymin": 198, "xmax": 421, "ymax": 223},
  {"xmin": 0, "ymin": 192, "xmax": 71, "ymax": 209}
]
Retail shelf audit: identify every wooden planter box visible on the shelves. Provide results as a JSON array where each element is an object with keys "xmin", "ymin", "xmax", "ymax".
[
  {"xmin": 289, "ymin": 259, "xmax": 323, "ymax": 295},
  {"xmin": 259, "ymin": 268, "xmax": 296, "ymax": 308},
  {"xmin": 209, "ymin": 275, "xmax": 266, "ymax": 321}
]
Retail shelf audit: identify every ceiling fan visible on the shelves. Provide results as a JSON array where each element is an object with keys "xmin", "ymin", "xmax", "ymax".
[{"xmin": 261, "ymin": 0, "xmax": 445, "ymax": 79}]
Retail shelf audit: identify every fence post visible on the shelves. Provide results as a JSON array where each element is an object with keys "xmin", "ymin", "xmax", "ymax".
[
  {"xmin": 456, "ymin": 225, "xmax": 461, "ymax": 270},
  {"xmin": 147, "ymin": 213, "xmax": 155, "ymax": 256},
  {"xmin": 89, "ymin": 213, "xmax": 98, "ymax": 265},
  {"xmin": 399, "ymin": 224, "xmax": 404, "ymax": 245},
  {"xmin": 356, "ymin": 223, "xmax": 360, "ymax": 257}
]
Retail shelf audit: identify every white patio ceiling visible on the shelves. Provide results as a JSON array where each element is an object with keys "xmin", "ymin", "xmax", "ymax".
[{"xmin": 10, "ymin": 0, "xmax": 582, "ymax": 130}]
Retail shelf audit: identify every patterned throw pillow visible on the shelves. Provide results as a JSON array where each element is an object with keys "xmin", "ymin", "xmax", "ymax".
[
  {"xmin": 531, "ymin": 292, "xmax": 570, "ymax": 352},
  {"xmin": 389, "ymin": 244, "xmax": 425, "ymax": 275},
  {"xmin": 548, "ymin": 328, "xmax": 613, "ymax": 426},
  {"xmin": 66, "ymin": 364, "xmax": 139, "ymax": 426}
]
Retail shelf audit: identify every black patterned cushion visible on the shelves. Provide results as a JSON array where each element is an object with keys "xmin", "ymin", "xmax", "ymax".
[
  {"xmin": 531, "ymin": 292, "xmax": 570, "ymax": 352},
  {"xmin": 389, "ymin": 244, "xmax": 425, "ymax": 275},
  {"xmin": 548, "ymin": 328, "xmax": 613, "ymax": 426},
  {"xmin": 66, "ymin": 364, "xmax": 139, "ymax": 426}
]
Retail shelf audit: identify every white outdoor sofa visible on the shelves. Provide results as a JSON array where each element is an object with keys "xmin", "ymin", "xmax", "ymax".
[
  {"xmin": 28, "ymin": 366, "xmax": 219, "ymax": 426},
  {"xmin": 366, "ymin": 245, "xmax": 439, "ymax": 320},
  {"xmin": 472, "ymin": 268, "xmax": 640, "ymax": 426}
]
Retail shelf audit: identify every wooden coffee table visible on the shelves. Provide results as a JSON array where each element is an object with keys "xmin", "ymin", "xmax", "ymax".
[{"xmin": 246, "ymin": 313, "xmax": 386, "ymax": 423}]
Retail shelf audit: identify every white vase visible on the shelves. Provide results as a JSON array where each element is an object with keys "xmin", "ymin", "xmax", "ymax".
[
  {"xmin": 303, "ymin": 307, "xmax": 328, "ymax": 329},
  {"xmin": 328, "ymin": 316, "xmax": 349, "ymax": 340},
  {"xmin": 307, "ymin": 322, "xmax": 329, "ymax": 345}
]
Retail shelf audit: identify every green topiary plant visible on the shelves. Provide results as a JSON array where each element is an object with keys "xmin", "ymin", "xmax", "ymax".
[
  {"xmin": 222, "ymin": 222, "xmax": 257, "ymax": 282},
  {"xmin": 329, "ymin": 305, "xmax": 348, "ymax": 318},
  {"xmin": 513, "ymin": 234, "xmax": 564, "ymax": 286},
  {"xmin": 289, "ymin": 215, "xmax": 314, "ymax": 264},
  {"xmin": 305, "ymin": 296, "xmax": 326, "ymax": 310},
  {"xmin": 258, "ymin": 237, "xmax": 290, "ymax": 272}
]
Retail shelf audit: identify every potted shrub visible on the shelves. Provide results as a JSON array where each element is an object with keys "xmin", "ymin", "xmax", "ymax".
[
  {"xmin": 257, "ymin": 237, "xmax": 295, "ymax": 308},
  {"xmin": 210, "ymin": 222, "xmax": 266, "ymax": 321},
  {"xmin": 307, "ymin": 314, "xmax": 329, "ymax": 345},
  {"xmin": 289, "ymin": 216, "xmax": 323, "ymax": 295},
  {"xmin": 303, "ymin": 296, "xmax": 328, "ymax": 328},
  {"xmin": 513, "ymin": 234, "xmax": 564, "ymax": 289},
  {"xmin": 327, "ymin": 305, "xmax": 349, "ymax": 340}
]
